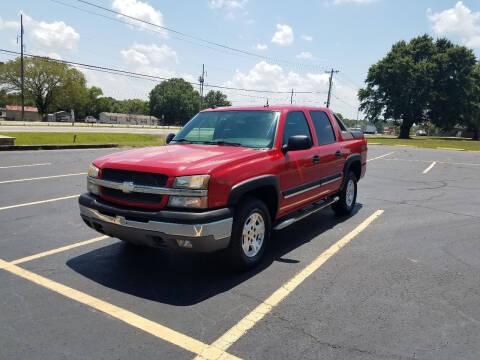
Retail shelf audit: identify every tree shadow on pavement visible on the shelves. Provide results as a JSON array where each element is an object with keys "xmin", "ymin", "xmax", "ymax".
[{"xmin": 66, "ymin": 204, "xmax": 362, "ymax": 306}]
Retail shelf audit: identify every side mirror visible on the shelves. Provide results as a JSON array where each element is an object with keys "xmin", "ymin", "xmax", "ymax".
[
  {"xmin": 282, "ymin": 135, "xmax": 312, "ymax": 152},
  {"xmin": 165, "ymin": 133, "xmax": 175, "ymax": 144}
]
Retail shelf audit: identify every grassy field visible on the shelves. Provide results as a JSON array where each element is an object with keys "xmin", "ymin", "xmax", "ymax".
[
  {"xmin": 0, "ymin": 132, "xmax": 166, "ymax": 147},
  {"xmin": 366, "ymin": 135, "xmax": 480, "ymax": 151}
]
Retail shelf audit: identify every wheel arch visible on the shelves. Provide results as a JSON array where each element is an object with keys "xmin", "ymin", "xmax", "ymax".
[
  {"xmin": 227, "ymin": 175, "xmax": 280, "ymax": 220},
  {"xmin": 341, "ymin": 154, "xmax": 362, "ymax": 190}
]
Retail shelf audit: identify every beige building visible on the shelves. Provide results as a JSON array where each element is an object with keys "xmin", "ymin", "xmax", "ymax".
[
  {"xmin": 99, "ymin": 112, "xmax": 158, "ymax": 125},
  {"xmin": 5, "ymin": 105, "xmax": 41, "ymax": 121}
]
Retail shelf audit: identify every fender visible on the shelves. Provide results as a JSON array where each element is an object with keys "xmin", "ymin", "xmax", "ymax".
[
  {"xmin": 340, "ymin": 154, "xmax": 362, "ymax": 190},
  {"xmin": 227, "ymin": 175, "xmax": 280, "ymax": 214}
]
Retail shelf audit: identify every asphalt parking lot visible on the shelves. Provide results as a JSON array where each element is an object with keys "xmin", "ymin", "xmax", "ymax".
[{"xmin": 1, "ymin": 145, "xmax": 479, "ymax": 360}]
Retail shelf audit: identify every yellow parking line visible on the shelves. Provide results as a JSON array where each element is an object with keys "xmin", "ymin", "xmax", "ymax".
[
  {"xmin": 0, "ymin": 259, "xmax": 240, "ymax": 360},
  {"xmin": 194, "ymin": 209, "xmax": 384, "ymax": 359},
  {"xmin": 10, "ymin": 235, "xmax": 109, "ymax": 265},
  {"xmin": 0, "ymin": 162, "xmax": 51, "ymax": 169},
  {"xmin": 0, "ymin": 172, "xmax": 86, "ymax": 184},
  {"xmin": 0, "ymin": 194, "xmax": 80, "ymax": 211}
]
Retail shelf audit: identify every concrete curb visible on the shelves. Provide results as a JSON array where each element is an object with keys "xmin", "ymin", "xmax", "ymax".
[{"xmin": 0, "ymin": 144, "xmax": 119, "ymax": 151}]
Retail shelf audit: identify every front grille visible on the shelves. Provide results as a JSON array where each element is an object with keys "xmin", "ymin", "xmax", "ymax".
[
  {"xmin": 101, "ymin": 168, "xmax": 167, "ymax": 187},
  {"xmin": 102, "ymin": 187, "xmax": 163, "ymax": 204},
  {"xmin": 100, "ymin": 168, "xmax": 167, "ymax": 208}
]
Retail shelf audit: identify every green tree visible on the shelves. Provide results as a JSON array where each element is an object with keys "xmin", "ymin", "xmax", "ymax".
[
  {"xmin": 463, "ymin": 64, "xmax": 480, "ymax": 140},
  {"xmin": 202, "ymin": 90, "xmax": 231, "ymax": 109},
  {"xmin": 149, "ymin": 78, "xmax": 199, "ymax": 125},
  {"xmin": 429, "ymin": 39, "xmax": 477, "ymax": 132},
  {"xmin": 359, "ymin": 35, "xmax": 437, "ymax": 138},
  {"xmin": 0, "ymin": 57, "xmax": 88, "ymax": 117}
]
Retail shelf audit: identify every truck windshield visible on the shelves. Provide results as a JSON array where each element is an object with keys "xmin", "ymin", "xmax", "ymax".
[{"xmin": 172, "ymin": 110, "xmax": 280, "ymax": 149}]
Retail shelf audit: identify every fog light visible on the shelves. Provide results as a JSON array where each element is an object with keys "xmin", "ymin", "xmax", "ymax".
[
  {"xmin": 87, "ymin": 180, "xmax": 100, "ymax": 195},
  {"xmin": 176, "ymin": 239, "xmax": 193, "ymax": 248}
]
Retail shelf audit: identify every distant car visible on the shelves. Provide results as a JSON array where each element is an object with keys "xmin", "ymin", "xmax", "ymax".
[
  {"xmin": 416, "ymin": 129, "xmax": 427, "ymax": 136},
  {"xmin": 85, "ymin": 116, "xmax": 97, "ymax": 123}
]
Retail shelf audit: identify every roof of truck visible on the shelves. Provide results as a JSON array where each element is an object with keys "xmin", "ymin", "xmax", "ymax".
[{"xmin": 201, "ymin": 105, "xmax": 331, "ymax": 113}]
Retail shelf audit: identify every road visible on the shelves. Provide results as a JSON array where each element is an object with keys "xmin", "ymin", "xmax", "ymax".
[{"xmin": 0, "ymin": 145, "xmax": 479, "ymax": 360}]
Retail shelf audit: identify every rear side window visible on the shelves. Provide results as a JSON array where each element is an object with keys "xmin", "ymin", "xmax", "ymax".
[
  {"xmin": 282, "ymin": 111, "xmax": 312, "ymax": 145},
  {"xmin": 309, "ymin": 111, "xmax": 336, "ymax": 145},
  {"xmin": 333, "ymin": 113, "xmax": 347, "ymax": 131}
]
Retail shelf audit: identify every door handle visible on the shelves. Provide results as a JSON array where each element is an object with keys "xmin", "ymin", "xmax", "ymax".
[
  {"xmin": 335, "ymin": 150, "xmax": 341, "ymax": 159},
  {"xmin": 313, "ymin": 155, "xmax": 320, "ymax": 164}
]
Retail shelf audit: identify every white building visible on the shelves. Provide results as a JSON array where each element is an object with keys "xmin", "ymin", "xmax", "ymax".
[{"xmin": 99, "ymin": 112, "xmax": 158, "ymax": 126}]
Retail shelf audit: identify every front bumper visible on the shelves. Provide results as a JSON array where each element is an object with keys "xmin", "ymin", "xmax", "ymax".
[{"xmin": 79, "ymin": 193, "xmax": 233, "ymax": 252}]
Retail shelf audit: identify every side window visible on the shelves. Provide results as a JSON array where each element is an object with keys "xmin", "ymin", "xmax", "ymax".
[
  {"xmin": 309, "ymin": 111, "xmax": 336, "ymax": 145},
  {"xmin": 333, "ymin": 114, "xmax": 347, "ymax": 131},
  {"xmin": 333, "ymin": 113, "xmax": 353, "ymax": 139},
  {"xmin": 282, "ymin": 111, "xmax": 312, "ymax": 145}
]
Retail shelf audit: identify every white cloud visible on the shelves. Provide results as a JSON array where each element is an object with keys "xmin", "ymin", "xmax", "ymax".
[
  {"xmin": 112, "ymin": 0, "xmax": 167, "ymax": 37},
  {"xmin": 131, "ymin": 43, "xmax": 178, "ymax": 63},
  {"xmin": 208, "ymin": 0, "xmax": 247, "ymax": 9},
  {"xmin": 256, "ymin": 44, "xmax": 268, "ymax": 50},
  {"xmin": 121, "ymin": 48, "xmax": 150, "ymax": 66},
  {"xmin": 333, "ymin": 0, "xmax": 379, "ymax": 4},
  {"xmin": 26, "ymin": 17, "xmax": 80, "ymax": 51},
  {"xmin": 296, "ymin": 51, "xmax": 313, "ymax": 59},
  {"xmin": 222, "ymin": 61, "xmax": 359, "ymax": 117},
  {"xmin": 0, "ymin": 16, "xmax": 19, "ymax": 30},
  {"xmin": 271, "ymin": 24, "xmax": 294, "ymax": 46},
  {"xmin": 1, "ymin": 14, "xmax": 80, "ymax": 53},
  {"xmin": 301, "ymin": 35, "xmax": 313, "ymax": 42},
  {"xmin": 428, "ymin": 1, "xmax": 480, "ymax": 49}
]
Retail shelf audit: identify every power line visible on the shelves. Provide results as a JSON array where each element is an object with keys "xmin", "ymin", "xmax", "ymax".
[
  {"xmin": 0, "ymin": 49, "xmax": 327, "ymax": 95},
  {"xmin": 62, "ymin": 0, "xmax": 328, "ymax": 72}
]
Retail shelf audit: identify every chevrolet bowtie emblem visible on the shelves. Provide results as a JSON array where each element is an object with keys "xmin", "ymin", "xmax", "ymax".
[{"xmin": 120, "ymin": 181, "xmax": 135, "ymax": 193}]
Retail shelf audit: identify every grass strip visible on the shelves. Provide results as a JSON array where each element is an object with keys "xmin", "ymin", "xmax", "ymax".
[
  {"xmin": 0, "ymin": 132, "xmax": 165, "ymax": 147},
  {"xmin": 366, "ymin": 135, "xmax": 480, "ymax": 151}
]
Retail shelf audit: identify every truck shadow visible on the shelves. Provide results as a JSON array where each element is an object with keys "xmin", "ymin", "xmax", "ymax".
[{"xmin": 66, "ymin": 204, "xmax": 362, "ymax": 306}]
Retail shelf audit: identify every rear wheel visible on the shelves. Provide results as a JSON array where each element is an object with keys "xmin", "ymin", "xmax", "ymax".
[
  {"xmin": 226, "ymin": 197, "xmax": 271, "ymax": 271},
  {"xmin": 332, "ymin": 171, "xmax": 357, "ymax": 216}
]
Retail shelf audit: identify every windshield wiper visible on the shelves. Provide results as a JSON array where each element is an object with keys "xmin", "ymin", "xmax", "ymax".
[
  {"xmin": 202, "ymin": 140, "xmax": 243, "ymax": 147},
  {"xmin": 172, "ymin": 138, "xmax": 205, "ymax": 144}
]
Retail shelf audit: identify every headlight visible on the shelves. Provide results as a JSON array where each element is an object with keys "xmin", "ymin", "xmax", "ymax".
[
  {"xmin": 88, "ymin": 164, "xmax": 100, "ymax": 178},
  {"xmin": 168, "ymin": 196, "xmax": 208, "ymax": 209},
  {"xmin": 173, "ymin": 175, "xmax": 210, "ymax": 189}
]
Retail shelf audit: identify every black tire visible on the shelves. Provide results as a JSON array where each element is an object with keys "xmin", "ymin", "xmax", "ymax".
[
  {"xmin": 226, "ymin": 197, "xmax": 271, "ymax": 271},
  {"xmin": 332, "ymin": 171, "xmax": 357, "ymax": 216}
]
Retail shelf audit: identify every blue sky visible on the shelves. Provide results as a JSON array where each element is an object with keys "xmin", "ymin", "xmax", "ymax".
[{"xmin": 1, "ymin": 0, "xmax": 480, "ymax": 118}]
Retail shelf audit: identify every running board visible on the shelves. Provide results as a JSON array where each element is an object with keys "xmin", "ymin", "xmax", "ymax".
[{"xmin": 274, "ymin": 196, "xmax": 340, "ymax": 231}]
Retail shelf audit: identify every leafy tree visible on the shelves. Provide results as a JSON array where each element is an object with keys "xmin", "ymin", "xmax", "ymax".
[
  {"xmin": 462, "ymin": 64, "xmax": 480, "ymax": 140},
  {"xmin": 0, "ymin": 57, "xmax": 88, "ymax": 117},
  {"xmin": 429, "ymin": 39, "xmax": 477, "ymax": 132},
  {"xmin": 359, "ymin": 35, "xmax": 437, "ymax": 138},
  {"xmin": 149, "ymin": 78, "xmax": 199, "ymax": 125},
  {"xmin": 202, "ymin": 90, "xmax": 231, "ymax": 109}
]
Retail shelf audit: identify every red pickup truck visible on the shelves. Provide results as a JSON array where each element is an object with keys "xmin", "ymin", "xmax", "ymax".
[{"xmin": 79, "ymin": 106, "xmax": 367, "ymax": 269}]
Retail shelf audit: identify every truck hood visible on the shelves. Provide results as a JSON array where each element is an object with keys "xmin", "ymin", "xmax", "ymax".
[{"xmin": 93, "ymin": 144, "xmax": 270, "ymax": 176}]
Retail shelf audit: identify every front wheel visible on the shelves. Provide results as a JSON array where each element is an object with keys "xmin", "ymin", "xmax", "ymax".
[
  {"xmin": 332, "ymin": 171, "xmax": 357, "ymax": 216},
  {"xmin": 226, "ymin": 198, "xmax": 271, "ymax": 271}
]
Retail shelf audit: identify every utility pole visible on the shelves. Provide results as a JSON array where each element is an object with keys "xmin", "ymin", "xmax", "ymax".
[
  {"xmin": 325, "ymin": 68, "xmax": 339, "ymax": 108},
  {"xmin": 198, "ymin": 64, "xmax": 205, "ymax": 111},
  {"xmin": 20, "ymin": 14, "xmax": 25, "ymax": 121},
  {"xmin": 290, "ymin": 89, "xmax": 294, "ymax": 105}
]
